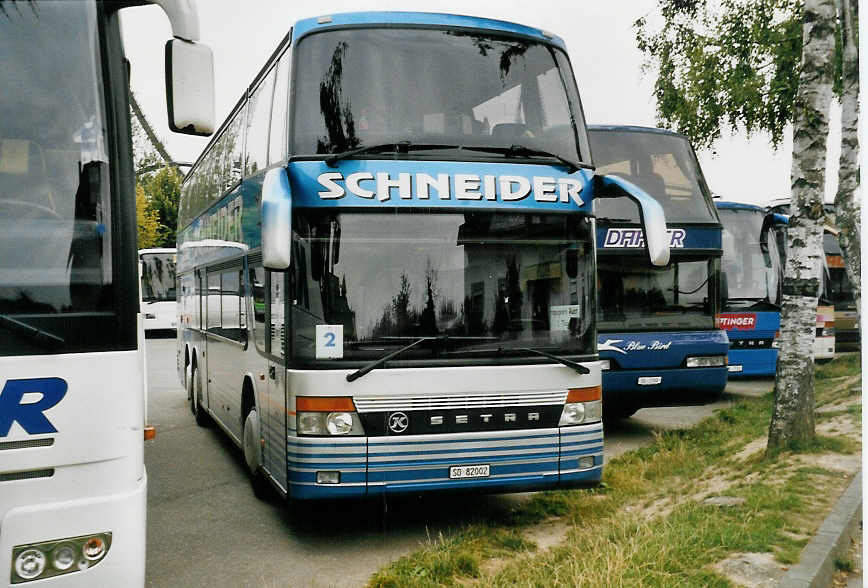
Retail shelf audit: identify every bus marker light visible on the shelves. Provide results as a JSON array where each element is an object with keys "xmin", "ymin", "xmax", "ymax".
[
  {"xmin": 578, "ymin": 456, "xmax": 595, "ymax": 469},
  {"xmin": 297, "ymin": 396, "xmax": 355, "ymax": 412},
  {"xmin": 144, "ymin": 425, "xmax": 156, "ymax": 440},
  {"xmin": 316, "ymin": 471, "xmax": 340, "ymax": 484}
]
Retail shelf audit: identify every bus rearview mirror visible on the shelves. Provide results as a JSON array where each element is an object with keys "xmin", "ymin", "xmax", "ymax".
[
  {"xmin": 165, "ymin": 39, "xmax": 215, "ymax": 136},
  {"xmin": 595, "ymin": 174, "xmax": 670, "ymax": 267},
  {"xmin": 262, "ymin": 167, "xmax": 292, "ymax": 270}
]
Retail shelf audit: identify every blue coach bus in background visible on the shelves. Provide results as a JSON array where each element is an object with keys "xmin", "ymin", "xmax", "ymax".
[
  {"xmin": 715, "ymin": 202, "xmax": 783, "ymax": 376},
  {"xmin": 175, "ymin": 13, "xmax": 671, "ymax": 501},
  {"xmin": 589, "ymin": 126, "xmax": 728, "ymax": 419}
]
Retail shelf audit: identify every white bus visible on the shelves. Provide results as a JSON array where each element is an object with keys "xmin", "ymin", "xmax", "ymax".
[
  {"xmin": 176, "ymin": 12, "xmax": 669, "ymax": 502},
  {"xmin": 0, "ymin": 2, "xmax": 213, "ymax": 585},
  {"xmin": 140, "ymin": 248, "xmax": 178, "ymax": 333}
]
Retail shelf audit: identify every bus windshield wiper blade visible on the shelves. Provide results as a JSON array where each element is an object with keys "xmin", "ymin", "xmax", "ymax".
[
  {"xmin": 518, "ymin": 347, "xmax": 590, "ymax": 374},
  {"xmin": 0, "ymin": 314, "xmax": 64, "ymax": 349},
  {"xmin": 325, "ymin": 142, "xmax": 461, "ymax": 167},
  {"xmin": 346, "ymin": 336, "xmax": 430, "ymax": 382},
  {"xmin": 462, "ymin": 144, "xmax": 592, "ymax": 173},
  {"xmin": 346, "ymin": 335, "xmax": 498, "ymax": 381}
]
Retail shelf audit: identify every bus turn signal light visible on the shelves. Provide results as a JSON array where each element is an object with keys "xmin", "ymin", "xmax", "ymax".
[
  {"xmin": 566, "ymin": 386, "xmax": 601, "ymax": 403},
  {"xmin": 144, "ymin": 426, "xmax": 156, "ymax": 441},
  {"xmin": 296, "ymin": 396, "xmax": 356, "ymax": 412}
]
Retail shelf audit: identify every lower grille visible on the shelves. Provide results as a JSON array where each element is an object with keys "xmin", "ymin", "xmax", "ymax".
[
  {"xmin": 0, "ymin": 468, "xmax": 54, "ymax": 482},
  {"xmin": 353, "ymin": 390, "xmax": 567, "ymax": 413}
]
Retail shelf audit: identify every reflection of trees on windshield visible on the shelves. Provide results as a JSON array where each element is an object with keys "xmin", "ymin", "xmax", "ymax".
[
  {"xmin": 317, "ymin": 41, "xmax": 360, "ymax": 153},
  {"xmin": 445, "ymin": 30, "xmax": 530, "ymax": 82}
]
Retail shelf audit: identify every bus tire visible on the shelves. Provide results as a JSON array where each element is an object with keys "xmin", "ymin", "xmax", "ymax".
[
  {"xmin": 243, "ymin": 407, "xmax": 270, "ymax": 500},
  {"xmin": 190, "ymin": 365, "xmax": 209, "ymax": 427}
]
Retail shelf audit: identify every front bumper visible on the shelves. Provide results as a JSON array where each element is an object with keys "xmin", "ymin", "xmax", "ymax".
[
  {"xmin": 602, "ymin": 367, "xmax": 728, "ymax": 407},
  {"xmin": 286, "ymin": 424, "xmax": 603, "ymax": 500},
  {"xmin": 1, "ymin": 472, "xmax": 146, "ymax": 587},
  {"xmin": 725, "ymin": 349, "xmax": 778, "ymax": 377}
]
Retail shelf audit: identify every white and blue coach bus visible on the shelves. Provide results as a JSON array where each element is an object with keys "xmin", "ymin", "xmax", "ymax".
[
  {"xmin": 176, "ymin": 12, "xmax": 669, "ymax": 501},
  {"xmin": 0, "ymin": 1, "xmax": 213, "ymax": 585}
]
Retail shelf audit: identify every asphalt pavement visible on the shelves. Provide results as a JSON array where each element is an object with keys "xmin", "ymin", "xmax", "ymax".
[{"xmin": 143, "ymin": 337, "xmax": 773, "ymax": 587}]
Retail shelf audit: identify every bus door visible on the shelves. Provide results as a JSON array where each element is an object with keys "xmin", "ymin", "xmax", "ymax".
[{"xmin": 265, "ymin": 270, "xmax": 288, "ymax": 490}]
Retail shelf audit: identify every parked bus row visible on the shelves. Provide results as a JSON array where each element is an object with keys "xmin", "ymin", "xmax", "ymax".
[{"xmin": 172, "ymin": 11, "xmax": 852, "ymax": 508}]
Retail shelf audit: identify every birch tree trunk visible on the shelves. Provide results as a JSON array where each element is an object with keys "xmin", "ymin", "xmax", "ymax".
[
  {"xmin": 767, "ymin": 0, "xmax": 836, "ymax": 455},
  {"xmin": 834, "ymin": 0, "xmax": 860, "ymax": 320}
]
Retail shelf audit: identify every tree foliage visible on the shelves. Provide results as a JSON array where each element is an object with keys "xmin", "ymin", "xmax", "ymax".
[
  {"xmin": 136, "ymin": 184, "xmax": 160, "ymax": 249},
  {"xmin": 636, "ymin": 0, "xmax": 804, "ymax": 148},
  {"xmin": 139, "ymin": 165, "xmax": 183, "ymax": 247}
]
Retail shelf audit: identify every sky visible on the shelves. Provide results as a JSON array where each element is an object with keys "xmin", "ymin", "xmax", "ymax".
[{"xmin": 120, "ymin": 0, "xmax": 844, "ymax": 207}]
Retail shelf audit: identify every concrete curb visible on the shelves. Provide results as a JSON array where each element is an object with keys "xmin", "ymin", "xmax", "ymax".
[{"xmin": 779, "ymin": 471, "xmax": 862, "ymax": 587}]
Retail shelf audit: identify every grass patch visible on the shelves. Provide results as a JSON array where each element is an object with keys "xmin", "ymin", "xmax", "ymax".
[
  {"xmin": 367, "ymin": 355, "xmax": 861, "ymax": 587},
  {"xmin": 815, "ymin": 353, "xmax": 861, "ymax": 379},
  {"xmin": 835, "ymin": 557, "xmax": 855, "ymax": 572}
]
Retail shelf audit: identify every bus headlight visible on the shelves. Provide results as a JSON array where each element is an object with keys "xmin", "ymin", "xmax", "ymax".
[
  {"xmin": 326, "ymin": 412, "xmax": 353, "ymax": 435},
  {"xmin": 599, "ymin": 359, "xmax": 611, "ymax": 370},
  {"xmin": 11, "ymin": 533, "xmax": 111, "ymax": 583},
  {"xmin": 685, "ymin": 356, "xmax": 727, "ymax": 368},
  {"xmin": 14, "ymin": 549, "xmax": 46, "ymax": 580},
  {"xmin": 51, "ymin": 545, "xmax": 76, "ymax": 571},
  {"xmin": 559, "ymin": 386, "xmax": 603, "ymax": 425},
  {"xmin": 296, "ymin": 397, "xmax": 364, "ymax": 436}
]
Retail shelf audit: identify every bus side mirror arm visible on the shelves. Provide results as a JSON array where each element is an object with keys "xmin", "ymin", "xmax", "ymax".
[
  {"xmin": 594, "ymin": 174, "xmax": 671, "ymax": 267},
  {"xmin": 262, "ymin": 167, "xmax": 292, "ymax": 271}
]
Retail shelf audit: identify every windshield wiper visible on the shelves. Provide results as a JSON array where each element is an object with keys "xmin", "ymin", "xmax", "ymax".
[
  {"xmin": 0, "ymin": 314, "xmax": 64, "ymax": 350},
  {"xmin": 518, "ymin": 347, "xmax": 591, "ymax": 375},
  {"xmin": 463, "ymin": 144, "xmax": 592, "ymax": 173},
  {"xmin": 346, "ymin": 335, "xmax": 501, "ymax": 382},
  {"xmin": 346, "ymin": 336, "xmax": 435, "ymax": 382},
  {"xmin": 325, "ymin": 142, "xmax": 459, "ymax": 167}
]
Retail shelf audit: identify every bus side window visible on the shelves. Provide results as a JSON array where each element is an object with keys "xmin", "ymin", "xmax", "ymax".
[
  {"xmin": 218, "ymin": 269, "xmax": 244, "ymax": 342},
  {"xmin": 268, "ymin": 48, "xmax": 290, "ymax": 165},
  {"xmin": 207, "ymin": 272, "xmax": 221, "ymax": 332},
  {"xmin": 244, "ymin": 67, "xmax": 276, "ymax": 175},
  {"xmin": 250, "ymin": 265, "xmax": 267, "ymax": 352}
]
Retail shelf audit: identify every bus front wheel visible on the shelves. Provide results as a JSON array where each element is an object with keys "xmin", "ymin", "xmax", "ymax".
[{"xmin": 243, "ymin": 407, "xmax": 271, "ymax": 500}]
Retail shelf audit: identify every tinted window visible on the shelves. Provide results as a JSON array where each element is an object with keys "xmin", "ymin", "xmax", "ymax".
[
  {"xmin": 245, "ymin": 70, "xmax": 275, "ymax": 175},
  {"xmin": 0, "ymin": 3, "xmax": 124, "ymax": 356},
  {"xmin": 291, "ymin": 210, "xmax": 596, "ymax": 364},
  {"xmin": 292, "ymin": 28, "xmax": 584, "ymax": 163},
  {"xmin": 269, "ymin": 49, "xmax": 290, "ymax": 165},
  {"xmin": 591, "ymin": 129, "xmax": 717, "ymax": 224},
  {"xmin": 597, "ymin": 257, "xmax": 717, "ymax": 331}
]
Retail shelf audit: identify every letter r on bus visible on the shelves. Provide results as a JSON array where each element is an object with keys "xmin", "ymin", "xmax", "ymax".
[{"xmin": 0, "ymin": 378, "xmax": 67, "ymax": 436}]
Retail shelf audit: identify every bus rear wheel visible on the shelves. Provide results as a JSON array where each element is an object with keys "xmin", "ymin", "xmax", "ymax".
[
  {"xmin": 189, "ymin": 365, "xmax": 209, "ymax": 427},
  {"xmin": 243, "ymin": 407, "xmax": 271, "ymax": 500}
]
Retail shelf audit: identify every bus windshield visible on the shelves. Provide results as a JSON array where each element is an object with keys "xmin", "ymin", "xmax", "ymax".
[
  {"xmin": 591, "ymin": 129, "xmax": 716, "ymax": 223},
  {"xmin": 291, "ymin": 27, "xmax": 586, "ymax": 164},
  {"xmin": 0, "ymin": 2, "xmax": 115, "ymax": 355},
  {"xmin": 290, "ymin": 210, "xmax": 596, "ymax": 363},
  {"xmin": 597, "ymin": 257, "xmax": 716, "ymax": 331},
  {"xmin": 719, "ymin": 208, "xmax": 782, "ymax": 307},
  {"xmin": 141, "ymin": 252, "xmax": 177, "ymax": 303}
]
